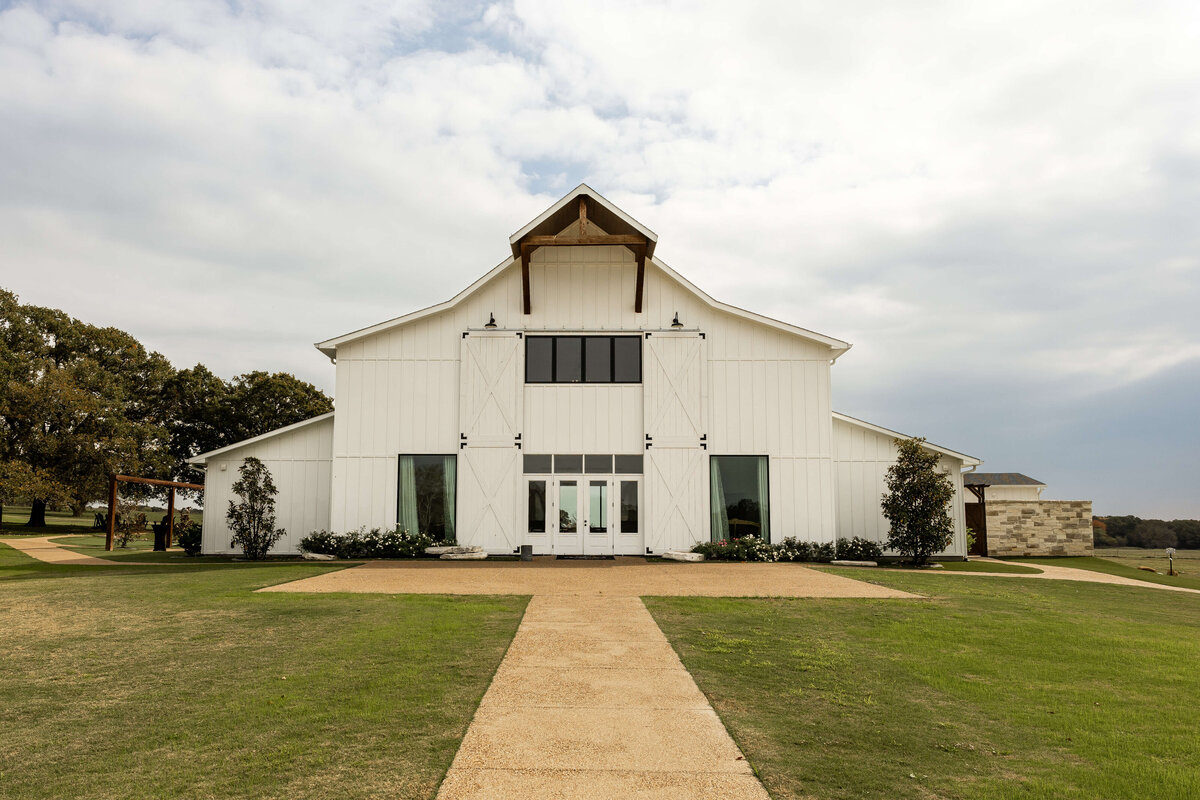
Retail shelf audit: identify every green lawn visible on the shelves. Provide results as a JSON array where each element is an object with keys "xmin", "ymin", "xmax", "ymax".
[
  {"xmin": 0, "ymin": 542, "xmax": 526, "ymax": 799},
  {"xmin": 1011, "ymin": 555, "xmax": 1200, "ymax": 592},
  {"xmin": 647, "ymin": 571, "xmax": 1200, "ymax": 800},
  {"xmin": 904, "ymin": 559, "xmax": 1041, "ymax": 574},
  {"xmin": 0, "ymin": 504, "xmax": 205, "ymax": 536},
  {"xmin": 49, "ymin": 533, "xmax": 196, "ymax": 563}
]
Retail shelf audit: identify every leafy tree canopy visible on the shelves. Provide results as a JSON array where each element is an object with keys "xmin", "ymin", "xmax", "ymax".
[{"xmin": 0, "ymin": 289, "xmax": 333, "ymax": 524}]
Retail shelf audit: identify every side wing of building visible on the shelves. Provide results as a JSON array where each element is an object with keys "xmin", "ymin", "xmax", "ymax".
[
  {"xmin": 832, "ymin": 413, "xmax": 976, "ymax": 558},
  {"xmin": 190, "ymin": 414, "xmax": 334, "ymax": 554}
]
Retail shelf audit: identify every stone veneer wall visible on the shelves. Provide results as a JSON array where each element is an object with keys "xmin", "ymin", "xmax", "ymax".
[{"xmin": 985, "ymin": 501, "xmax": 1093, "ymax": 557}]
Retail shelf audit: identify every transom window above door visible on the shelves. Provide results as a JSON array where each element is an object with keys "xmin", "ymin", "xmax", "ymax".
[
  {"xmin": 523, "ymin": 453, "xmax": 643, "ymax": 474},
  {"xmin": 525, "ymin": 336, "xmax": 642, "ymax": 383}
]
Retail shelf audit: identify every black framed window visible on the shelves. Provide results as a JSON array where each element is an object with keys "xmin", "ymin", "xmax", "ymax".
[
  {"xmin": 556, "ymin": 337, "xmax": 582, "ymax": 382},
  {"xmin": 525, "ymin": 336, "xmax": 641, "ymax": 383},
  {"xmin": 525, "ymin": 337, "xmax": 553, "ymax": 382},
  {"xmin": 710, "ymin": 456, "xmax": 770, "ymax": 543},
  {"xmin": 397, "ymin": 455, "xmax": 456, "ymax": 542}
]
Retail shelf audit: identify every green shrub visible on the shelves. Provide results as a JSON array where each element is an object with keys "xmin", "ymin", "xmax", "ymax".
[
  {"xmin": 226, "ymin": 457, "xmax": 285, "ymax": 560},
  {"xmin": 689, "ymin": 536, "xmax": 775, "ymax": 562},
  {"xmin": 775, "ymin": 537, "xmax": 813, "ymax": 562},
  {"xmin": 696, "ymin": 537, "xmax": 840, "ymax": 563},
  {"xmin": 299, "ymin": 527, "xmax": 438, "ymax": 559},
  {"xmin": 835, "ymin": 536, "xmax": 883, "ymax": 561},
  {"xmin": 175, "ymin": 519, "xmax": 202, "ymax": 556}
]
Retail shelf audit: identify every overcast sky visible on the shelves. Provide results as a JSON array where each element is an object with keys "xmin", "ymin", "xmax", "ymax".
[{"xmin": 1, "ymin": 1, "xmax": 1198, "ymax": 517}]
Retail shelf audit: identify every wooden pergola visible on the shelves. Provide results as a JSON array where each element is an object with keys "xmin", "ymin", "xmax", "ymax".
[
  {"xmin": 105, "ymin": 474, "xmax": 204, "ymax": 551},
  {"xmin": 517, "ymin": 195, "xmax": 654, "ymax": 315}
]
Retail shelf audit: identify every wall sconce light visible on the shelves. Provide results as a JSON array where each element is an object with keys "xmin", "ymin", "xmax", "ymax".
[
  {"xmin": 485, "ymin": 313, "xmax": 497, "ymax": 329},
  {"xmin": 671, "ymin": 312, "xmax": 683, "ymax": 329}
]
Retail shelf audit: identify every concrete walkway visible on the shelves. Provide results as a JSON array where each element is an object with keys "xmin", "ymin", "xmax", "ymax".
[
  {"xmin": 0, "ymin": 535, "xmax": 124, "ymax": 565},
  {"xmin": 436, "ymin": 593, "xmax": 770, "ymax": 800}
]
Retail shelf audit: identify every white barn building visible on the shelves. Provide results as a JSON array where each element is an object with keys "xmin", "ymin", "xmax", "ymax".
[{"xmin": 190, "ymin": 185, "xmax": 980, "ymax": 558}]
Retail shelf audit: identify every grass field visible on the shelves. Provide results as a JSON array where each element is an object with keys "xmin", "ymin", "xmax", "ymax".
[
  {"xmin": 0, "ymin": 542, "xmax": 526, "ymax": 799},
  {"xmin": 648, "ymin": 571, "xmax": 1200, "ymax": 800},
  {"xmin": 1094, "ymin": 546, "xmax": 1200, "ymax": 576},
  {"xmin": 1012, "ymin": 554, "xmax": 1200, "ymax": 592},
  {"xmin": 0, "ymin": 504, "xmax": 205, "ymax": 536}
]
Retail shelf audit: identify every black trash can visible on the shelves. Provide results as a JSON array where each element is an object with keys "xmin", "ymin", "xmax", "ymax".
[
  {"xmin": 153, "ymin": 527, "xmax": 168, "ymax": 552},
  {"xmin": 520, "ymin": 544, "xmax": 533, "ymax": 562}
]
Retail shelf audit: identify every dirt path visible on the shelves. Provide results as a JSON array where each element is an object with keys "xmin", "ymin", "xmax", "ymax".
[
  {"xmin": 0, "ymin": 535, "xmax": 169, "ymax": 566},
  {"xmin": 0, "ymin": 535, "xmax": 128, "ymax": 565},
  {"xmin": 259, "ymin": 557, "xmax": 918, "ymax": 598},
  {"xmin": 918, "ymin": 558, "xmax": 1200, "ymax": 595},
  {"xmin": 264, "ymin": 559, "xmax": 912, "ymax": 800},
  {"xmin": 436, "ymin": 594, "xmax": 771, "ymax": 800}
]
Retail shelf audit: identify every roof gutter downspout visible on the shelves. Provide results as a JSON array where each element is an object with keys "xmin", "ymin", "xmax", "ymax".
[{"xmin": 830, "ymin": 343, "xmax": 853, "ymax": 366}]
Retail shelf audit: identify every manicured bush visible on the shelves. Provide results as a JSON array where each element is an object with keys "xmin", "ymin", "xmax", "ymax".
[
  {"xmin": 691, "ymin": 537, "xmax": 776, "ymax": 562},
  {"xmin": 693, "ymin": 536, "xmax": 843, "ymax": 563},
  {"xmin": 775, "ymin": 537, "xmax": 813, "ymax": 562},
  {"xmin": 299, "ymin": 527, "xmax": 440, "ymax": 559},
  {"xmin": 835, "ymin": 536, "xmax": 883, "ymax": 561},
  {"xmin": 175, "ymin": 519, "xmax": 202, "ymax": 556},
  {"xmin": 812, "ymin": 542, "xmax": 836, "ymax": 562},
  {"xmin": 881, "ymin": 437, "xmax": 955, "ymax": 565}
]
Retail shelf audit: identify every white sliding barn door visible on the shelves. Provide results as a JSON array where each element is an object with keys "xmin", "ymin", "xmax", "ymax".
[
  {"xmin": 458, "ymin": 331, "xmax": 522, "ymax": 553},
  {"xmin": 643, "ymin": 332, "xmax": 707, "ymax": 552}
]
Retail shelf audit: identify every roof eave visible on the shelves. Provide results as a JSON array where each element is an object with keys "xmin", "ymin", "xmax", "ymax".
[
  {"xmin": 186, "ymin": 412, "xmax": 335, "ymax": 464},
  {"xmin": 832, "ymin": 411, "xmax": 981, "ymax": 465},
  {"xmin": 508, "ymin": 183, "xmax": 659, "ymax": 259}
]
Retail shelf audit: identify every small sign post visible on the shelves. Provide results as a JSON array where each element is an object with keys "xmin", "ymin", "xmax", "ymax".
[{"xmin": 1166, "ymin": 547, "xmax": 1176, "ymax": 577}]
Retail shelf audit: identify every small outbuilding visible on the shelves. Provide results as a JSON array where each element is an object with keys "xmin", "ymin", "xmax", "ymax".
[{"xmin": 963, "ymin": 472, "xmax": 1092, "ymax": 557}]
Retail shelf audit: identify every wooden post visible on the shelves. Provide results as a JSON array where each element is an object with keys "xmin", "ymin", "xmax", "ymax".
[
  {"xmin": 521, "ymin": 243, "xmax": 532, "ymax": 315},
  {"xmin": 634, "ymin": 244, "xmax": 646, "ymax": 314},
  {"xmin": 105, "ymin": 475, "xmax": 117, "ymax": 551},
  {"xmin": 167, "ymin": 487, "xmax": 176, "ymax": 548}
]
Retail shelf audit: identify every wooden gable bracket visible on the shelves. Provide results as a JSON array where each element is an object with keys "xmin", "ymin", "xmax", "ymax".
[{"xmin": 519, "ymin": 197, "xmax": 650, "ymax": 314}]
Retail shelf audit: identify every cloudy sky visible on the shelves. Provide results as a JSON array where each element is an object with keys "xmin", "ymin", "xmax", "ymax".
[{"xmin": 1, "ymin": 1, "xmax": 1198, "ymax": 517}]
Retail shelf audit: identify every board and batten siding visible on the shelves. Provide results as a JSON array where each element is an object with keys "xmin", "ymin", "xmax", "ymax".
[
  {"xmin": 832, "ymin": 416, "xmax": 968, "ymax": 557},
  {"xmin": 199, "ymin": 416, "xmax": 333, "ymax": 554},
  {"xmin": 965, "ymin": 485, "xmax": 1043, "ymax": 502},
  {"xmin": 328, "ymin": 235, "xmax": 840, "ymax": 544}
]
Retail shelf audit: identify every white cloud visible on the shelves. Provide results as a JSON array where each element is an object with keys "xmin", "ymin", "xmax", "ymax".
[{"xmin": 1, "ymin": 0, "xmax": 1198, "ymax": 514}]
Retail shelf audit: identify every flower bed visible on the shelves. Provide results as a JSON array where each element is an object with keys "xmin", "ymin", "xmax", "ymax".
[
  {"xmin": 691, "ymin": 536, "xmax": 882, "ymax": 563},
  {"xmin": 299, "ymin": 528, "xmax": 448, "ymax": 559}
]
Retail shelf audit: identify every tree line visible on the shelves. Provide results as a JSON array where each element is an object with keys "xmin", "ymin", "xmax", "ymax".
[
  {"xmin": 1095, "ymin": 516, "xmax": 1200, "ymax": 550},
  {"xmin": 0, "ymin": 289, "xmax": 332, "ymax": 526}
]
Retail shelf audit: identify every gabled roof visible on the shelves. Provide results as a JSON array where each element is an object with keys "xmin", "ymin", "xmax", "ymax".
[
  {"xmin": 833, "ymin": 411, "xmax": 982, "ymax": 466},
  {"xmin": 964, "ymin": 472, "xmax": 1044, "ymax": 487},
  {"xmin": 186, "ymin": 412, "xmax": 334, "ymax": 464},
  {"xmin": 315, "ymin": 186, "xmax": 852, "ymax": 359},
  {"xmin": 509, "ymin": 183, "xmax": 658, "ymax": 259}
]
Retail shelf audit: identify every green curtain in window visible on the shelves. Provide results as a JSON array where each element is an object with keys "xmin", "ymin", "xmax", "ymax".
[
  {"xmin": 397, "ymin": 456, "xmax": 419, "ymax": 534},
  {"xmin": 756, "ymin": 456, "xmax": 770, "ymax": 543},
  {"xmin": 442, "ymin": 456, "xmax": 456, "ymax": 541},
  {"xmin": 710, "ymin": 458, "xmax": 729, "ymax": 542}
]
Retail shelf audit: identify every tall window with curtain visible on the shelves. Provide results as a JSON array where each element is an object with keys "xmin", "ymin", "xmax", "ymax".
[
  {"xmin": 709, "ymin": 456, "xmax": 770, "ymax": 543},
  {"xmin": 397, "ymin": 455, "xmax": 457, "ymax": 542}
]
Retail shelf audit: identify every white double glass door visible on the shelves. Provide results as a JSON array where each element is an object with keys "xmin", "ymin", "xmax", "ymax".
[{"xmin": 525, "ymin": 476, "xmax": 641, "ymax": 555}]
